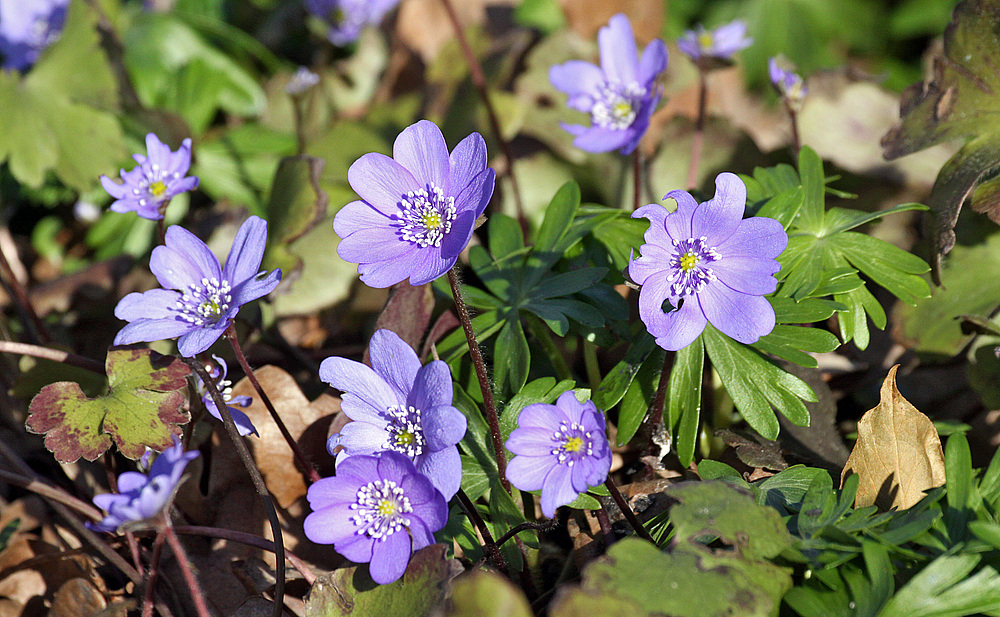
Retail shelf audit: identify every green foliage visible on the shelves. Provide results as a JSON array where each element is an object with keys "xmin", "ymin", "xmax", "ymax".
[
  {"xmin": 262, "ymin": 155, "xmax": 329, "ymax": 278},
  {"xmin": 25, "ymin": 348, "xmax": 190, "ymax": 462}
]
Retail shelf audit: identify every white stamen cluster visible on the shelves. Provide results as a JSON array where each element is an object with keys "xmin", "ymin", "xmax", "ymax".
[
  {"xmin": 132, "ymin": 163, "xmax": 184, "ymax": 208},
  {"xmin": 383, "ymin": 405, "xmax": 426, "ymax": 458},
  {"xmin": 176, "ymin": 277, "xmax": 232, "ymax": 326},
  {"xmin": 667, "ymin": 237, "xmax": 721, "ymax": 297},
  {"xmin": 550, "ymin": 421, "xmax": 596, "ymax": 466},
  {"xmin": 394, "ymin": 183, "xmax": 457, "ymax": 248},
  {"xmin": 350, "ymin": 479, "xmax": 413, "ymax": 540},
  {"xmin": 590, "ymin": 81, "xmax": 646, "ymax": 130}
]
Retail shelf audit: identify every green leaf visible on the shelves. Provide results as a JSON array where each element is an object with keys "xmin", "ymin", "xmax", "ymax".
[
  {"xmin": 704, "ymin": 326, "xmax": 815, "ymax": 439},
  {"xmin": 304, "ymin": 545, "xmax": 455, "ymax": 617},
  {"xmin": 751, "ymin": 187, "xmax": 804, "ymax": 229},
  {"xmin": 834, "ymin": 232, "xmax": 931, "ymax": 304},
  {"xmin": 752, "ymin": 325, "xmax": 840, "ymax": 368},
  {"xmin": 616, "ymin": 348, "xmax": 665, "ymax": 447},
  {"xmin": 25, "ymin": 348, "xmax": 190, "ymax": 462},
  {"xmin": 821, "ymin": 202, "xmax": 929, "ymax": 235},
  {"xmin": 493, "ymin": 318, "xmax": 530, "ymax": 398},
  {"xmin": 668, "ymin": 336, "xmax": 704, "ymax": 467},
  {"xmin": 797, "ymin": 146, "xmax": 827, "ymax": 234},
  {"xmin": 535, "ymin": 182, "xmax": 580, "ymax": 253},
  {"xmin": 879, "ymin": 554, "xmax": 1000, "ymax": 617},
  {"xmin": 770, "ymin": 296, "xmax": 846, "ymax": 324},
  {"xmin": 263, "ymin": 156, "xmax": 329, "ymax": 277},
  {"xmin": 593, "ymin": 333, "xmax": 655, "ymax": 412},
  {"xmin": 944, "ymin": 432, "xmax": 972, "ymax": 543},
  {"xmin": 489, "ymin": 214, "xmax": 525, "ymax": 262},
  {"xmin": 444, "ymin": 571, "xmax": 532, "ymax": 617},
  {"xmin": 514, "ymin": 0, "xmax": 567, "ymax": 34}
]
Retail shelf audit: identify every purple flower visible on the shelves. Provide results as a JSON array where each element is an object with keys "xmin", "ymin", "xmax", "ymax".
[
  {"xmin": 334, "ymin": 120, "xmax": 495, "ymax": 288},
  {"xmin": 769, "ymin": 57, "xmax": 807, "ymax": 109},
  {"xmin": 305, "ymin": 0, "xmax": 401, "ymax": 46},
  {"xmin": 304, "ymin": 451, "xmax": 448, "ymax": 584},
  {"xmin": 505, "ymin": 391, "xmax": 612, "ymax": 518},
  {"xmin": 100, "ymin": 134, "xmax": 199, "ymax": 221},
  {"xmin": 677, "ymin": 20, "xmax": 752, "ymax": 66},
  {"xmin": 319, "ymin": 329, "xmax": 466, "ymax": 500},
  {"xmin": 628, "ymin": 172, "xmax": 787, "ymax": 352},
  {"xmin": 89, "ymin": 437, "xmax": 199, "ymax": 532},
  {"xmin": 549, "ymin": 13, "xmax": 668, "ymax": 155},
  {"xmin": 197, "ymin": 355, "xmax": 257, "ymax": 437},
  {"xmin": 0, "ymin": 0, "xmax": 68, "ymax": 71},
  {"xmin": 113, "ymin": 216, "xmax": 282, "ymax": 358}
]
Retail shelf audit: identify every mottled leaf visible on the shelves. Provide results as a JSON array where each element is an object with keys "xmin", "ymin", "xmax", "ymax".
[
  {"xmin": 840, "ymin": 365, "xmax": 946, "ymax": 511},
  {"xmin": 25, "ymin": 348, "xmax": 190, "ymax": 463}
]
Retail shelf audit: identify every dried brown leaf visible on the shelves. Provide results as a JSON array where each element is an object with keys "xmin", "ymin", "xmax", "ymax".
[
  {"xmin": 840, "ymin": 365, "xmax": 946, "ymax": 511},
  {"xmin": 50, "ymin": 578, "xmax": 106, "ymax": 617}
]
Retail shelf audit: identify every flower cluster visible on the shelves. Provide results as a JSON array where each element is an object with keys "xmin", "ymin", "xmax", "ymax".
[
  {"xmin": 677, "ymin": 20, "xmax": 752, "ymax": 69},
  {"xmin": 305, "ymin": 0, "xmax": 401, "ymax": 47},
  {"xmin": 304, "ymin": 451, "xmax": 448, "ymax": 584},
  {"xmin": 101, "ymin": 134, "xmax": 199, "ymax": 221},
  {"xmin": 628, "ymin": 172, "xmax": 787, "ymax": 351},
  {"xmin": 769, "ymin": 57, "xmax": 807, "ymax": 110},
  {"xmin": 90, "ymin": 437, "xmax": 199, "ymax": 532},
  {"xmin": 334, "ymin": 120, "xmax": 495, "ymax": 287},
  {"xmin": 549, "ymin": 13, "xmax": 667, "ymax": 155},
  {"xmin": 319, "ymin": 329, "xmax": 466, "ymax": 500},
  {"xmin": 505, "ymin": 391, "xmax": 612, "ymax": 517},
  {"xmin": 197, "ymin": 356, "xmax": 257, "ymax": 437},
  {"xmin": 113, "ymin": 215, "xmax": 282, "ymax": 357},
  {"xmin": 0, "ymin": 0, "xmax": 68, "ymax": 71}
]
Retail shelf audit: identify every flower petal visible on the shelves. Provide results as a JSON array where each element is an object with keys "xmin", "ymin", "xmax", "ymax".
[
  {"xmin": 393, "ymin": 120, "xmax": 451, "ymax": 193},
  {"xmin": 348, "ymin": 153, "xmax": 420, "ymax": 216},
  {"xmin": 337, "ymin": 421, "xmax": 391, "ymax": 455},
  {"xmin": 161, "ymin": 226, "xmax": 222, "ymax": 286},
  {"xmin": 357, "ymin": 260, "xmax": 411, "ymax": 289},
  {"xmin": 303, "ymin": 503, "xmax": 356, "ymax": 544},
  {"xmin": 711, "ymin": 255, "xmax": 780, "ymax": 295},
  {"xmin": 449, "ymin": 131, "xmax": 488, "ymax": 194},
  {"xmin": 407, "ymin": 247, "xmax": 456, "ymax": 286},
  {"xmin": 549, "ymin": 60, "xmax": 604, "ymax": 110},
  {"xmin": 637, "ymin": 39, "xmax": 668, "ymax": 86},
  {"xmin": 662, "ymin": 190, "xmax": 698, "ymax": 241},
  {"xmin": 320, "ymin": 357, "xmax": 398, "ymax": 411},
  {"xmin": 715, "ymin": 215, "xmax": 788, "ymax": 260},
  {"xmin": 698, "ymin": 283, "xmax": 776, "ymax": 344},
  {"xmin": 376, "ymin": 451, "xmax": 414, "ymax": 484},
  {"xmin": 222, "ymin": 216, "xmax": 268, "ymax": 286},
  {"xmin": 416, "ymin": 446, "xmax": 461, "ymax": 500},
  {"xmin": 440, "ymin": 210, "xmax": 476, "ymax": 261},
  {"xmin": 638, "ymin": 277, "xmax": 708, "ymax": 351},
  {"xmin": 506, "ymin": 427, "xmax": 557, "ymax": 456},
  {"xmin": 453, "ymin": 167, "xmax": 495, "ymax": 218},
  {"xmin": 506, "ymin": 455, "xmax": 552, "ymax": 492},
  {"xmin": 421, "ymin": 405, "xmax": 466, "ymax": 451},
  {"xmin": 370, "ymin": 532, "xmax": 411, "ymax": 584},
  {"xmin": 598, "ymin": 14, "xmax": 639, "ymax": 85},
  {"xmin": 333, "ymin": 200, "xmax": 392, "ymax": 239},
  {"xmin": 691, "ymin": 172, "xmax": 746, "ymax": 243},
  {"xmin": 369, "ymin": 329, "xmax": 421, "ymax": 403},
  {"xmin": 406, "ymin": 359, "xmax": 450, "ymax": 410},
  {"xmin": 177, "ymin": 324, "xmax": 227, "ymax": 357},
  {"xmin": 115, "ymin": 289, "xmax": 181, "ymax": 321},
  {"xmin": 628, "ymin": 241, "xmax": 673, "ymax": 287},
  {"xmin": 229, "ymin": 269, "xmax": 281, "ymax": 308},
  {"xmin": 572, "ymin": 126, "xmax": 636, "ymax": 153},
  {"xmin": 514, "ymin": 403, "xmax": 560, "ymax": 431},
  {"xmin": 334, "ymin": 531, "xmax": 375, "ymax": 563},
  {"xmin": 114, "ymin": 319, "xmax": 193, "ymax": 346},
  {"xmin": 540, "ymin": 463, "xmax": 576, "ymax": 518}
]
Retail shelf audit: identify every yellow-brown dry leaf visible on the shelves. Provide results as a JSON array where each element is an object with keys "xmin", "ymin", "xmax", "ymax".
[{"xmin": 840, "ymin": 365, "xmax": 946, "ymax": 510}]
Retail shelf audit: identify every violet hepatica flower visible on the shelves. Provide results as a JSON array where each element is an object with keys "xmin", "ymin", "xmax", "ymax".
[
  {"xmin": 100, "ymin": 134, "xmax": 199, "ymax": 221},
  {"xmin": 89, "ymin": 437, "xmax": 199, "ymax": 532},
  {"xmin": 505, "ymin": 391, "xmax": 612, "ymax": 518},
  {"xmin": 677, "ymin": 20, "xmax": 752, "ymax": 68},
  {"xmin": 197, "ymin": 355, "xmax": 257, "ymax": 437},
  {"xmin": 769, "ymin": 57, "xmax": 807, "ymax": 110},
  {"xmin": 319, "ymin": 329, "xmax": 466, "ymax": 500},
  {"xmin": 304, "ymin": 451, "xmax": 447, "ymax": 584},
  {"xmin": 629, "ymin": 172, "xmax": 787, "ymax": 352},
  {"xmin": 305, "ymin": 0, "xmax": 401, "ymax": 47},
  {"xmin": 114, "ymin": 216, "xmax": 282, "ymax": 357},
  {"xmin": 334, "ymin": 120, "xmax": 495, "ymax": 288},
  {"xmin": 0, "ymin": 0, "xmax": 68, "ymax": 71},
  {"xmin": 549, "ymin": 13, "xmax": 668, "ymax": 155}
]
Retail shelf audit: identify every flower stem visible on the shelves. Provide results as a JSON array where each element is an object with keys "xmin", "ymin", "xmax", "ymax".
[
  {"xmin": 0, "ymin": 341, "xmax": 105, "ymax": 373},
  {"xmin": 784, "ymin": 100, "xmax": 801, "ymax": 156},
  {"xmin": 141, "ymin": 530, "xmax": 166, "ymax": 617},
  {"xmin": 603, "ymin": 479, "xmax": 655, "ymax": 543},
  {"xmin": 686, "ymin": 70, "xmax": 708, "ymax": 190},
  {"xmin": 188, "ymin": 359, "xmax": 286, "ymax": 617},
  {"xmin": 494, "ymin": 519, "xmax": 558, "ymax": 548},
  {"xmin": 162, "ymin": 522, "xmax": 212, "ymax": 617},
  {"xmin": 103, "ymin": 453, "xmax": 144, "ymax": 576},
  {"xmin": 447, "ymin": 267, "xmax": 510, "ymax": 493},
  {"xmin": 223, "ymin": 323, "xmax": 322, "ymax": 484},
  {"xmin": 456, "ymin": 489, "xmax": 508, "ymax": 575},
  {"xmin": 437, "ymin": 0, "xmax": 526, "ymax": 230},
  {"xmin": 594, "ymin": 505, "xmax": 615, "ymax": 548}
]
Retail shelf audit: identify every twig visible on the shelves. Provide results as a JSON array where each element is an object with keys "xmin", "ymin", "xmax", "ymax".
[
  {"xmin": 188, "ymin": 359, "xmax": 286, "ymax": 617},
  {"xmin": 223, "ymin": 324, "xmax": 322, "ymax": 484},
  {"xmin": 437, "ymin": 0, "xmax": 526, "ymax": 229},
  {"xmin": 162, "ymin": 522, "xmax": 212, "ymax": 617},
  {"xmin": 0, "ymin": 468, "xmax": 103, "ymax": 521},
  {"xmin": 0, "ymin": 340, "xmax": 105, "ymax": 374},
  {"xmin": 603, "ymin": 480, "xmax": 655, "ymax": 543},
  {"xmin": 456, "ymin": 489, "xmax": 508, "ymax": 575},
  {"xmin": 686, "ymin": 70, "xmax": 708, "ymax": 190},
  {"xmin": 447, "ymin": 267, "xmax": 509, "ymax": 492}
]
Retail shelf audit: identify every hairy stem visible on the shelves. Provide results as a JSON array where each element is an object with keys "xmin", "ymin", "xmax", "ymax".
[
  {"xmin": 686, "ymin": 70, "xmax": 708, "ymax": 190},
  {"xmin": 0, "ymin": 468, "xmax": 103, "ymax": 521},
  {"xmin": 447, "ymin": 267, "xmax": 510, "ymax": 492},
  {"xmin": 437, "ymin": 0, "xmax": 526, "ymax": 228},
  {"xmin": 456, "ymin": 489, "xmax": 508, "ymax": 575},
  {"xmin": 603, "ymin": 480, "xmax": 655, "ymax": 543},
  {"xmin": 141, "ymin": 531, "xmax": 166, "ymax": 617},
  {"xmin": 0, "ymin": 340, "xmax": 105, "ymax": 373},
  {"xmin": 162, "ymin": 522, "xmax": 212, "ymax": 617},
  {"xmin": 594, "ymin": 505, "xmax": 615, "ymax": 548},
  {"xmin": 494, "ymin": 519, "xmax": 558, "ymax": 548},
  {"xmin": 224, "ymin": 323, "xmax": 322, "ymax": 484},
  {"xmin": 784, "ymin": 101, "xmax": 801, "ymax": 156},
  {"xmin": 188, "ymin": 359, "xmax": 286, "ymax": 617}
]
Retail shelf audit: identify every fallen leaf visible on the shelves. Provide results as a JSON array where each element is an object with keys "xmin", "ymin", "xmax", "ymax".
[
  {"xmin": 49, "ymin": 578, "xmax": 107, "ymax": 617},
  {"xmin": 558, "ymin": 0, "xmax": 663, "ymax": 44},
  {"xmin": 25, "ymin": 347, "xmax": 190, "ymax": 462},
  {"xmin": 840, "ymin": 365, "xmax": 946, "ymax": 510},
  {"xmin": 364, "ymin": 282, "xmax": 435, "ymax": 364}
]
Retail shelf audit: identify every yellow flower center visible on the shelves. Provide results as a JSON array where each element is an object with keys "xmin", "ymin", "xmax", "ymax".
[
  {"xmin": 149, "ymin": 181, "xmax": 167, "ymax": 198},
  {"xmin": 395, "ymin": 430, "xmax": 414, "ymax": 447},
  {"xmin": 420, "ymin": 210, "xmax": 443, "ymax": 230},
  {"xmin": 376, "ymin": 499, "xmax": 397, "ymax": 518},
  {"xmin": 563, "ymin": 437, "xmax": 584, "ymax": 453},
  {"xmin": 698, "ymin": 31, "xmax": 715, "ymax": 50},
  {"xmin": 679, "ymin": 251, "xmax": 699, "ymax": 271},
  {"xmin": 612, "ymin": 101, "xmax": 633, "ymax": 120}
]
